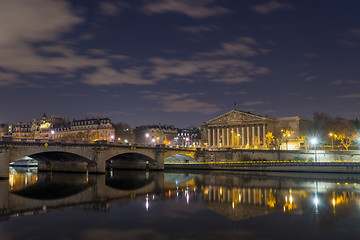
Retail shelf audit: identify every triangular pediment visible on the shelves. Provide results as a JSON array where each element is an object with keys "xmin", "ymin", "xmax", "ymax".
[{"xmin": 205, "ymin": 110, "xmax": 265, "ymax": 125}]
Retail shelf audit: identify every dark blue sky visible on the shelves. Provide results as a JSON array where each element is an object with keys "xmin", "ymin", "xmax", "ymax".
[{"xmin": 1, "ymin": 0, "xmax": 360, "ymax": 127}]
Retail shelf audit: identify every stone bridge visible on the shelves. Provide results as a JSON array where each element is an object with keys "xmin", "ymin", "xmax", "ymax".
[{"xmin": 0, "ymin": 141, "xmax": 200, "ymax": 178}]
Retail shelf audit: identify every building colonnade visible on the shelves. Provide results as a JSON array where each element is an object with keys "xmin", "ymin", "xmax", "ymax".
[{"xmin": 206, "ymin": 124, "xmax": 266, "ymax": 148}]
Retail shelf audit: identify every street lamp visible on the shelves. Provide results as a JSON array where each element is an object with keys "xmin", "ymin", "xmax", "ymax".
[
  {"xmin": 311, "ymin": 138, "xmax": 318, "ymax": 162},
  {"xmin": 329, "ymin": 133, "xmax": 334, "ymax": 150}
]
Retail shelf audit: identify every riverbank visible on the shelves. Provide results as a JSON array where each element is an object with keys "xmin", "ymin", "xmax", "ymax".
[{"xmin": 165, "ymin": 161, "xmax": 360, "ymax": 173}]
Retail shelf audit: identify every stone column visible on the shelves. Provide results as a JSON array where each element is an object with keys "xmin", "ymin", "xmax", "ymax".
[
  {"xmin": 227, "ymin": 128, "xmax": 230, "ymax": 147},
  {"xmin": 207, "ymin": 128, "xmax": 211, "ymax": 146},
  {"xmin": 222, "ymin": 128, "xmax": 225, "ymax": 147},
  {"xmin": 212, "ymin": 128, "xmax": 216, "ymax": 147},
  {"xmin": 242, "ymin": 127, "xmax": 245, "ymax": 146},
  {"xmin": 243, "ymin": 188, "xmax": 246, "ymax": 203},
  {"xmin": 152, "ymin": 147, "xmax": 165, "ymax": 170},
  {"xmin": 259, "ymin": 189, "xmax": 262, "ymax": 205},
  {"xmin": 231, "ymin": 127, "xmax": 234, "ymax": 147},
  {"xmin": 252, "ymin": 126, "xmax": 255, "ymax": 146},
  {"xmin": 0, "ymin": 150, "xmax": 10, "ymax": 179},
  {"xmin": 217, "ymin": 128, "xmax": 220, "ymax": 147},
  {"xmin": 263, "ymin": 125, "xmax": 266, "ymax": 145},
  {"xmin": 257, "ymin": 126, "xmax": 261, "ymax": 145},
  {"xmin": 236, "ymin": 127, "xmax": 239, "ymax": 146},
  {"xmin": 246, "ymin": 127, "xmax": 250, "ymax": 146},
  {"xmin": 264, "ymin": 189, "xmax": 268, "ymax": 207},
  {"xmin": 253, "ymin": 189, "xmax": 256, "ymax": 204}
]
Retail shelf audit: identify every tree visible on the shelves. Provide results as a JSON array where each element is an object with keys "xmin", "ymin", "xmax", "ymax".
[
  {"xmin": 281, "ymin": 129, "xmax": 294, "ymax": 150},
  {"xmin": 333, "ymin": 120, "xmax": 358, "ymax": 150},
  {"xmin": 265, "ymin": 132, "xmax": 275, "ymax": 149},
  {"xmin": 309, "ymin": 113, "xmax": 335, "ymax": 146}
]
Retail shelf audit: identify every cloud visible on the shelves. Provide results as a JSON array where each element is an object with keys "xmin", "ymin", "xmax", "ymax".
[
  {"xmin": 340, "ymin": 39, "xmax": 358, "ymax": 47},
  {"xmin": 59, "ymin": 93, "xmax": 88, "ymax": 97},
  {"xmin": 330, "ymin": 79, "xmax": 358, "ymax": 85},
  {"xmin": 304, "ymin": 76, "xmax": 317, "ymax": 82},
  {"xmin": 337, "ymin": 94, "xmax": 360, "ymax": 99},
  {"xmin": 350, "ymin": 28, "xmax": 360, "ymax": 38},
  {"xmin": 0, "ymin": 72, "xmax": 23, "ymax": 86},
  {"xmin": 83, "ymin": 67, "xmax": 155, "ymax": 85},
  {"xmin": 297, "ymin": 72, "xmax": 317, "ymax": 82},
  {"xmin": 0, "ymin": 1, "xmax": 116, "ymax": 79},
  {"xmin": 0, "ymin": 0, "xmax": 83, "ymax": 45},
  {"xmin": 250, "ymin": 1, "xmax": 294, "ymax": 15},
  {"xmin": 241, "ymin": 101, "xmax": 269, "ymax": 106},
  {"xmin": 0, "ymin": 0, "xmax": 136, "ymax": 88},
  {"xmin": 87, "ymin": 48, "xmax": 129, "ymax": 60},
  {"xmin": 99, "ymin": 1, "xmax": 129, "ymax": 16},
  {"xmin": 140, "ymin": 0, "xmax": 230, "ymax": 18},
  {"xmin": 224, "ymin": 91, "xmax": 247, "ymax": 95},
  {"xmin": 85, "ymin": 110, "xmax": 133, "ymax": 117},
  {"xmin": 83, "ymin": 36, "xmax": 269, "ymax": 86},
  {"xmin": 148, "ymin": 57, "xmax": 269, "ymax": 84},
  {"xmin": 142, "ymin": 92, "xmax": 221, "ymax": 114},
  {"xmin": 177, "ymin": 24, "xmax": 219, "ymax": 35},
  {"xmin": 196, "ymin": 37, "xmax": 269, "ymax": 58}
]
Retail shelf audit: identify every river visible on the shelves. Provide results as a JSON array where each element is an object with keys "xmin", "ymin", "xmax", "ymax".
[{"xmin": 0, "ymin": 167, "xmax": 360, "ymax": 239}]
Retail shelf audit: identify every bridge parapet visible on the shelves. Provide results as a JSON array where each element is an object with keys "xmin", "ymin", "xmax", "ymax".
[{"xmin": 0, "ymin": 141, "xmax": 198, "ymax": 177}]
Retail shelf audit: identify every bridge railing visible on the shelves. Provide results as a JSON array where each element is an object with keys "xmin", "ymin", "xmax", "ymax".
[{"xmin": 0, "ymin": 137, "xmax": 197, "ymax": 150}]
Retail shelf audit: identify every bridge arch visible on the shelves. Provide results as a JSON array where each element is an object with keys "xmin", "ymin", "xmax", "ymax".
[
  {"xmin": 105, "ymin": 152, "xmax": 154, "ymax": 170},
  {"xmin": 10, "ymin": 150, "xmax": 95, "ymax": 173}
]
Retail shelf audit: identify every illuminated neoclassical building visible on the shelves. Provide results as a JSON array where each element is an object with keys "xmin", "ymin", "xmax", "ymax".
[{"xmin": 201, "ymin": 110, "xmax": 311, "ymax": 149}]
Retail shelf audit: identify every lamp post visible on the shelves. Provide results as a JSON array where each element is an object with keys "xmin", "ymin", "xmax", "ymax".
[
  {"xmin": 329, "ymin": 133, "xmax": 334, "ymax": 150},
  {"xmin": 311, "ymin": 138, "xmax": 318, "ymax": 162}
]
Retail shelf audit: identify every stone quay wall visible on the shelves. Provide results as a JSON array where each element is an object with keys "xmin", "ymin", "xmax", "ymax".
[{"xmin": 202, "ymin": 149, "xmax": 360, "ymax": 163}]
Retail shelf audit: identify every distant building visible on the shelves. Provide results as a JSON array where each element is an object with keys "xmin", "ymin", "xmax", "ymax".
[
  {"xmin": 201, "ymin": 110, "xmax": 311, "ymax": 150},
  {"xmin": 12, "ymin": 122, "xmax": 33, "ymax": 138},
  {"xmin": 0, "ymin": 124, "xmax": 11, "ymax": 137},
  {"xmin": 134, "ymin": 124, "xmax": 177, "ymax": 145},
  {"xmin": 175, "ymin": 127, "xmax": 202, "ymax": 147},
  {"xmin": 11, "ymin": 114, "xmax": 115, "ymax": 142},
  {"xmin": 53, "ymin": 117, "xmax": 115, "ymax": 142}
]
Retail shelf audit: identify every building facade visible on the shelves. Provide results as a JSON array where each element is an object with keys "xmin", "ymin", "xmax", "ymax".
[
  {"xmin": 0, "ymin": 124, "xmax": 12, "ymax": 137},
  {"xmin": 134, "ymin": 124, "xmax": 178, "ymax": 145},
  {"xmin": 201, "ymin": 110, "xmax": 311, "ymax": 149},
  {"xmin": 11, "ymin": 114, "xmax": 115, "ymax": 142},
  {"xmin": 53, "ymin": 117, "xmax": 115, "ymax": 142},
  {"xmin": 12, "ymin": 122, "xmax": 34, "ymax": 138},
  {"xmin": 176, "ymin": 127, "xmax": 202, "ymax": 147}
]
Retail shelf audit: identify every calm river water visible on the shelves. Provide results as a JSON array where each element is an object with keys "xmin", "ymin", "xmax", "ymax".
[{"xmin": 1, "ymin": 167, "xmax": 360, "ymax": 239}]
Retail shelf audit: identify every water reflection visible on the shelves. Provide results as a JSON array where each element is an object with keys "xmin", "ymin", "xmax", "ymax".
[
  {"xmin": 2, "ymin": 169, "xmax": 360, "ymax": 239},
  {"xmin": 9, "ymin": 167, "xmax": 38, "ymax": 191}
]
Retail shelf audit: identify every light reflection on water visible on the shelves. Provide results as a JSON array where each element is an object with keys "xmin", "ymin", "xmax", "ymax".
[{"xmin": 1, "ymin": 169, "xmax": 360, "ymax": 239}]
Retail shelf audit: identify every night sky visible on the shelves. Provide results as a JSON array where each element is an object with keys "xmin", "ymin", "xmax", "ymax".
[{"xmin": 1, "ymin": 0, "xmax": 360, "ymax": 128}]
